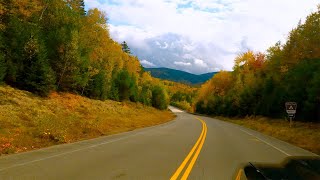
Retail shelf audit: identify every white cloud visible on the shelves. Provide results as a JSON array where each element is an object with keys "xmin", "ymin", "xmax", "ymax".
[
  {"xmin": 109, "ymin": 24, "xmax": 153, "ymax": 50},
  {"xmin": 140, "ymin": 59, "xmax": 155, "ymax": 67},
  {"xmin": 183, "ymin": 44, "xmax": 196, "ymax": 51},
  {"xmin": 174, "ymin": 61, "xmax": 192, "ymax": 66},
  {"xmin": 213, "ymin": 67, "xmax": 221, "ymax": 72},
  {"xmin": 85, "ymin": 0, "xmax": 319, "ymax": 73},
  {"xmin": 194, "ymin": 58, "xmax": 208, "ymax": 68},
  {"xmin": 182, "ymin": 53, "xmax": 194, "ymax": 59}
]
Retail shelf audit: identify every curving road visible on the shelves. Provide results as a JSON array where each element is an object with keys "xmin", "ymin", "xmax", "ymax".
[{"xmin": 0, "ymin": 106, "xmax": 318, "ymax": 179}]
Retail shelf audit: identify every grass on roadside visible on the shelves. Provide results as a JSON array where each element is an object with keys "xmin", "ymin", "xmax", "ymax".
[
  {"xmin": 216, "ymin": 116, "xmax": 320, "ymax": 155},
  {"xmin": 0, "ymin": 85, "xmax": 175, "ymax": 155}
]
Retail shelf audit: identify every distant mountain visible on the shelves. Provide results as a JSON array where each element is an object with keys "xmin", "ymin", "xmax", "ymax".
[{"xmin": 145, "ymin": 68, "xmax": 217, "ymax": 85}]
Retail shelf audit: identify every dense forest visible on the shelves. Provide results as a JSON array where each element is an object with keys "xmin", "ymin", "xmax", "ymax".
[
  {"xmin": 0, "ymin": 0, "xmax": 169, "ymax": 110},
  {"xmin": 196, "ymin": 6, "xmax": 320, "ymax": 122}
]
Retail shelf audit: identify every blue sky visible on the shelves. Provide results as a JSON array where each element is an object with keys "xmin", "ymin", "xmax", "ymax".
[{"xmin": 84, "ymin": 0, "xmax": 319, "ymax": 74}]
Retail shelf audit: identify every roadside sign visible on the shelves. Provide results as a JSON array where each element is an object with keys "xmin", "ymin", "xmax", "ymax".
[
  {"xmin": 285, "ymin": 102, "xmax": 297, "ymax": 114},
  {"xmin": 285, "ymin": 102, "xmax": 297, "ymax": 127},
  {"xmin": 288, "ymin": 114, "xmax": 295, "ymax": 118}
]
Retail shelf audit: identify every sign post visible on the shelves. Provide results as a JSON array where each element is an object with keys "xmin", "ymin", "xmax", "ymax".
[{"xmin": 285, "ymin": 102, "xmax": 297, "ymax": 127}]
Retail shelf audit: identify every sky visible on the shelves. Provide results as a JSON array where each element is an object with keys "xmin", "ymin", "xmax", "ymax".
[{"xmin": 84, "ymin": 0, "xmax": 319, "ymax": 74}]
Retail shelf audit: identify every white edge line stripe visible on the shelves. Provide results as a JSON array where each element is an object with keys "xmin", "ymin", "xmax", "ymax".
[
  {"xmin": 238, "ymin": 128, "xmax": 291, "ymax": 156},
  {"xmin": 0, "ymin": 117, "xmax": 178, "ymax": 172},
  {"xmin": 0, "ymin": 131, "xmax": 144, "ymax": 171}
]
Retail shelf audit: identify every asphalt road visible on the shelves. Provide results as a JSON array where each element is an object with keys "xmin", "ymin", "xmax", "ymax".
[{"xmin": 0, "ymin": 106, "xmax": 318, "ymax": 180}]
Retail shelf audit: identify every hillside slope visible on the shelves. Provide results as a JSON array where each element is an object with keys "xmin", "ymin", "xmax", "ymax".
[
  {"xmin": 145, "ymin": 68, "xmax": 217, "ymax": 85},
  {"xmin": 0, "ymin": 85, "xmax": 175, "ymax": 155}
]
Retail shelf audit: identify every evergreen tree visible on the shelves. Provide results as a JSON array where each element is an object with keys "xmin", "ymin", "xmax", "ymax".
[
  {"xmin": 129, "ymin": 75, "xmax": 138, "ymax": 102},
  {"xmin": 86, "ymin": 69, "xmax": 108, "ymax": 100},
  {"xmin": 77, "ymin": 0, "xmax": 86, "ymax": 16},
  {"xmin": 109, "ymin": 76, "xmax": 119, "ymax": 101},
  {"xmin": 0, "ymin": 54, "xmax": 5, "ymax": 83},
  {"xmin": 3, "ymin": 14, "xmax": 28, "ymax": 85},
  {"xmin": 19, "ymin": 37, "xmax": 55, "ymax": 96},
  {"xmin": 0, "ymin": 29, "xmax": 5, "ymax": 83},
  {"xmin": 0, "ymin": 1, "xmax": 5, "ymax": 83},
  {"xmin": 67, "ymin": 0, "xmax": 86, "ymax": 16},
  {"xmin": 121, "ymin": 41, "xmax": 131, "ymax": 54},
  {"xmin": 305, "ymin": 66, "xmax": 320, "ymax": 122},
  {"xmin": 117, "ymin": 70, "xmax": 131, "ymax": 101}
]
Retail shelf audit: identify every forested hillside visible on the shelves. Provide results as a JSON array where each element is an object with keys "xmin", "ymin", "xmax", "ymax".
[
  {"xmin": 0, "ymin": 0, "xmax": 168, "ymax": 110},
  {"xmin": 145, "ymin": 68, "xmax": 217, "ymax": 85},
  {"xmin": 161, "ymin": 80, "xmax": 198, "ymax": 112},
  {"xmin": 196, "ymin": 7, "xmax": 320, "ymax": 122}
]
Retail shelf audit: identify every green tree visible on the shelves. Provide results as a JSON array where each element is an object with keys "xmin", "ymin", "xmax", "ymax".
[
  {"xmin": 129, "ymin": 75, "xmax": 138, "ymax": 102},
  {"xmin": 305, "ymin": 67, "xmax": 320, "ymax": 122},
  {"xmin": 139, "ymin": 84, "xmax": 152, "ymax": 106},
  {"xmin": 152, "ymin": 85, "xmax": 169, "ymax": 110},
  {"xmin": 0, "ymin": 1, "xmax": 5, "ymax": 82},
  {"xmin": 117, "ymin": 70, "xmax": 131, "ymax": 101},
  {"xmin": 86, "ymin": 69, "xmax": 108, "ymax": 100},
  {"xmin": 109, "ymin": 75, "xmax": 119, "ymax": 101},
  {"xmin": 67, "ymin": 0, "xmax": 86, "ymax": 16},
  {"xmin": 282, "ymin": 59, "xmax": 320, "ymax": 121},
  {"xmin": 110, "ymin": 70, "xmax": 137, "ymax": 102},
  {"xmin": 0, "ymin": 53, "xmax": 5, "ymax": 83},
  {"xmin": 19, "ymin": 37, "xmax": 55, "ymax": 96},
  {"xmin": 195, "ymin": 100, "xmax": 206, "ymax": 114},
  {"xmin": 3, "ymin": 13, "xmax": 29, "ymax": 84},
  {"xmin": 42, "ymin": 0, "xmax": 88, "ymax": 92},
  {"xmin": 0, "ymin": 29, "xmax": 5, "ymax": 83},
  {"xmin": 282, "ymin": 8, "xmax": 320, "ymax": 67},
  {"xmin": 121, "ymin": 41, "xmax": 131, "ymax": 54}
]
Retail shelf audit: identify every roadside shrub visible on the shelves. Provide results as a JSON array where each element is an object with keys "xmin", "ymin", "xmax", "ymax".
[
  {"xmin": 171, "ymin": 100, "xmax": 192, "ymax": 112},
  {"xmin": 152, "ymin": 85, "xmax": 169, "ymax": 110}
]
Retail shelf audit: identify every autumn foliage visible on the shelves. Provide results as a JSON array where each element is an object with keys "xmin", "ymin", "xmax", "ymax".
[
  {"xmin": 196, "ymin": 7, "xmax": 320, "ymax": 122},
  {"xmin": 0, "ymin": 0, "xmax": 168, "ymax": 110}
]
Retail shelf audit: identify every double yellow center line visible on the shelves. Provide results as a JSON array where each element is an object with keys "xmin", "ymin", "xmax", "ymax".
[{"xmin": 170, "ymin": 117, "xmax": 207, "ymax": 180}]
